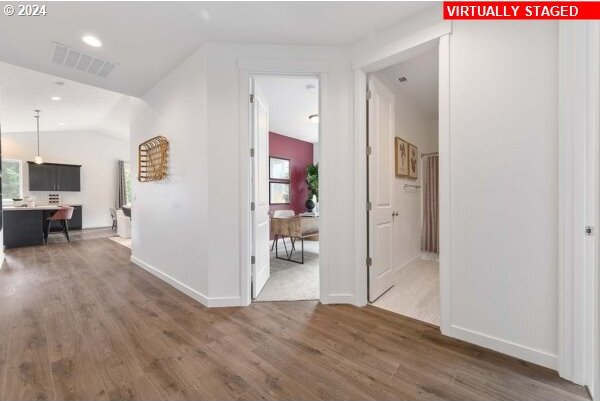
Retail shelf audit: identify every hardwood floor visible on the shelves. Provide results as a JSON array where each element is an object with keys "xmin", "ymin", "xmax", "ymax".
[{"xmin": 0, "ymin": 238, "xmax": 590, "ymax": 401}]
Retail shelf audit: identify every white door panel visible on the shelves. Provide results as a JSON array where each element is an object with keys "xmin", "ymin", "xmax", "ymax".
[
  {"xmin": 368, "ymin": 75, "xmax": 395, "ymax": 302},
  {"xmin": 251, "ymin": 79, "xmax": 270, "ymax": 299}
]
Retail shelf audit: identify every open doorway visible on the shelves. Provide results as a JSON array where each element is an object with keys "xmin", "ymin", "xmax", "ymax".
[
  {"xmin": 367, "ymin": 44, "xmax": 440, "ymax": 326},
  {"xmin": 250, "ymin": 75, "xmax": 320, "ymax": 302}
]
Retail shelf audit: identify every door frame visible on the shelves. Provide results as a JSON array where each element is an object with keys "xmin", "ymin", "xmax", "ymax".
[
  {"xmin": 352, "ymin": 21, "xmax": 452, "ymax": 333},
  {"xmin": 352, "ymin": 21, "xmax": 452, "ymax": 334},
  {"xmin": 239, "ymin": 60, "xmax": 328, "ymax": 306},
  {"xmin": 558, "ymin": 21, "xmax": 600, "ymax": 393}
]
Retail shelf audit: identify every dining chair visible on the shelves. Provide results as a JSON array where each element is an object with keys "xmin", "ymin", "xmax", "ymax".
[
  {"xmin": 110, "ymin": 208, "xmax": 118, "ymax": 231},
  {"xmin": 44, "ymin": 206, "xmax": 75, "ymax": 243}
]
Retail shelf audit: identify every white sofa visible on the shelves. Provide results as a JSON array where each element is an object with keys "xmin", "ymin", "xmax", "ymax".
[{"xmin": 116, "ymin": 209, "xmax": 131, "ymax": 239}]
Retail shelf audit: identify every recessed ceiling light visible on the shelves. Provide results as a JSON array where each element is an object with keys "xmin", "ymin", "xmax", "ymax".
[
  {"xmin": 51, "ymin": 96, "xmax": 61, "ymax": 101},
  {"xmin": 82, "ymin": 35, "xmax": 102, "ymax": 47},
  {"xmin": 58, "ymin": 122, "xmax": 67, "ymax": 126}
]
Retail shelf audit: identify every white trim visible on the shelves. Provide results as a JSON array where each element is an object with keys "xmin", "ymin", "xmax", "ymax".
[
  {"xmin": 352, "ymin": 28, "xmax": 452, "ymax": 336},
  {"xmin": 328, "ymin": 294, "xmax": 355, "ymax": 304},
  {"xmin": 558, "ymin": 21, "xmax": 600, "ymax": 389},
  {"xmin": 130, "ymin": 256, "xmax": 242, "ymax": 308},
  {"xmin": 449, "ymin": 325, "xmax": 558, "ymax": 370},
  {"xmin": 438, "ymin": 34, "xmax": 451, "ymax": 335},
  {"xmin": 238, "ymin": 59, "xmax": 329, "ymax": 306},
  {"xmin": 352, "ymin": 21, "xmax": 452, "ymax": 72}
]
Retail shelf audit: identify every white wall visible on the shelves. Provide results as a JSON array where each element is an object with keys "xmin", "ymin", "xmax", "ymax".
[
  {"xmin": 130, "ymin": 45, "xmax": 210, "ymax": 302},
  {"xmin": 374, "ymin": 72, "xmax": 438, "ymax": 270},
  {"xmin": 352, "ymin": 15, "xmax": 561, "ymax": 368},
  {"xmin": 3, "ymin": 130, "xmax": 129, "ymax": 228},
  {"xmin": 448, "ymin": 21, "xmax": 559, "ymax": 365}
]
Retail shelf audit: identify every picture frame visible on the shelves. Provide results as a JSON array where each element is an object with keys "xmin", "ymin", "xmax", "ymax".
[
  {"xmin": 408, "ymin": 143, "xmax": 418, "ymax": 179},
  {"xmin": 269, "ymin": 157, "xmax": 290, "ymax": 180},
  {"xmin": 269, "ymin": 182, "xmax": 290, "ymax": 204},
  {"xmin": 395, "ymin": 137, "xmax": 409, "ymax": 177}
]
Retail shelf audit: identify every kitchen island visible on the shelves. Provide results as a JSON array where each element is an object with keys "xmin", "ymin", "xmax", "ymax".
[{"xmin": 3, "ymin": 205, "xmax": 83, "ymax": 248}]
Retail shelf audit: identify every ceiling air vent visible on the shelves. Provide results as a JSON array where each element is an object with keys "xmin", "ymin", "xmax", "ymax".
[{"xmin": 48, "ymin": 42, "xmax": 118, "ymax": 79}]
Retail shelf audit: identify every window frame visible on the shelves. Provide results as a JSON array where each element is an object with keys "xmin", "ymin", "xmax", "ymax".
[{"xmin": 2, "ymin": 158, "xmax": 23, "ymax": 201}]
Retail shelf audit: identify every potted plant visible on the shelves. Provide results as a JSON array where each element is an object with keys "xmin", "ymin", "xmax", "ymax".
[{"xmin": 305, "ymin": 163, "xmax": 318, "ymax": 212}]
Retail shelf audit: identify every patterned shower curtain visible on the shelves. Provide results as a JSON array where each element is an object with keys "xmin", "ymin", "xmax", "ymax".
[
  {"xmin": 421, "ymin": 155, "xmax": 439, "ymax": 253},
  {"xmin": 116, "ymin": 160, "xmax": 127, "ymax": 209}
]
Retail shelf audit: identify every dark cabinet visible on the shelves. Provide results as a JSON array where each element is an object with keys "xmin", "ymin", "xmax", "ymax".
[
  {"xmin": 28, "ymin": 162, "xmax": 81, "ymax": 192},
  {"xmin": 56, "ymin": 165, "xmax": 80, "ymax": 191},
  {"xmin": 3, "ymin": 210, "xmax": 44, "ymax": 248},
  {"xmin": 28, "ymin": 163, "xmax": 57, "ymax": 191}
]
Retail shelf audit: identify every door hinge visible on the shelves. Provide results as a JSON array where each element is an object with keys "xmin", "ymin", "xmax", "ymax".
[
  {"xmin": 367, "ymin": 202, "xmax": 372, "ymax": 211},
  {"xmin": 366, "ymin": 90, "xmax": 372, "ymax": 100},
  {"xmin": 250, "ymin": 148, "xmax": 255, "ymax": 157},
  {"xmin": 251, "ymin": 256, "xmax": 256, "ymax": 264},
  {"xmin": 367, "ymin": 146, "xmax": 372, "ymax": 156},
  {"xmin": 250, "ymin": 94, "xmax": 255, "ymax": 103},
  {"xmin": 366, "ymin": 257, "xmax": 372, "ymax": 267},
  {"xmin": 250, "ymin": 202, "xmax": 255, "ymax": 211},
  {"xmin": 586, "ymin": 226, "xmax": 594, "ymax": 236}
]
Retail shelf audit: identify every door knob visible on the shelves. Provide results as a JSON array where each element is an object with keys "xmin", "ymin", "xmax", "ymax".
[{"xmin": 392, "ymin": 210, "xmax": 399, "ymax": 217}]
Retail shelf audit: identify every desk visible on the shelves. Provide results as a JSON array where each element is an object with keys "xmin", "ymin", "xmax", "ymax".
[{"xmin": 271, "ymin": 216, "xmax": 319, "ymax": 264}]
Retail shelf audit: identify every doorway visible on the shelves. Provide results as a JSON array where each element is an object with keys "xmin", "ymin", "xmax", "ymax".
[
  {"xmin": 367, "ymin": 44, "xmax": 441, "ymax": 326},
  {"xmin": 249, "ymin": 75, "xmax": 321, "ymax": 302}
]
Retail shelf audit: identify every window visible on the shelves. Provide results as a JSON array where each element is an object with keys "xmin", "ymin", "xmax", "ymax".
[
  {"xmin": 2, "ymin": 159, "xmax": 23, "ymax": 200},
  {"xmin": 123, "ymin": 161, "xmax": 132, "ymax": 204}
]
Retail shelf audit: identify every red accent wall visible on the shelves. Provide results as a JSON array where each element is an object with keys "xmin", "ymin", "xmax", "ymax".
[{"xmin": 269, "ymin": 132, "xmax": 313, "ymax": 216}]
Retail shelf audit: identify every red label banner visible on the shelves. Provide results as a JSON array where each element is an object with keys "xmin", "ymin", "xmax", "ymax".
[{"xmin": 443, "ymin": 2, "xmax": 600, "ymax": 19}]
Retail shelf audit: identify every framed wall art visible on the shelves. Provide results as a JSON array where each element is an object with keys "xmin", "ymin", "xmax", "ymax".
[
  {"xmin": 395, "ymin": 137, "xmax": 409, "ymax": 177},
  {"xmin": 408, "ymin": 143, "xmax": 418, "ymax": 179}
]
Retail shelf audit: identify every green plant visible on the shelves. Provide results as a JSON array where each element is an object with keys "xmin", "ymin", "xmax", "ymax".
[{"xmin": 305, "ymin": 163, "xmax": 319, "ymax": 201}]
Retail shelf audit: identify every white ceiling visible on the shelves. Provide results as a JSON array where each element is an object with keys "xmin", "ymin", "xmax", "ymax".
[
  {"xmin": 380, "ymin": 45, "xmax": 439, "ymax": 118},
  {"xmin": 255, "ymin": 76, "xmax": 319, "ymax": 143},
  {"xmin": 0, "ymin": 61, "xmax": 130, "ymax": 142},
  {"xmin": 0, "ymin": 2, "xmax": 434, "ymax": 97}
]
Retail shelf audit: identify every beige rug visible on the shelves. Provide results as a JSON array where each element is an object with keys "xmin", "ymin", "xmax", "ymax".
[
  {"xmin": 109, "ymin": 236, "xmax": 132, "ymax": 249},
  {"xmin": 255, "ymin": 239, "xmax": 319, "ymax": 302}
]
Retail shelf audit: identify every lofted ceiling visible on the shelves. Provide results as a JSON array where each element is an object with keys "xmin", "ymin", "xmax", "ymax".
[
  {"xmin": 0, "ymin": 62, "xmax": 130, "ymax": 142},
  {"xmin": 0, "ymin": 2, "xmax": 434, "ymax": 97},
  {"xmin": 255, "ymin": 76, "xmax": 319, "ymax": 143},
  {"xmin": 380, "ymin": 45, "xmax": 439, "ymax": 118}
]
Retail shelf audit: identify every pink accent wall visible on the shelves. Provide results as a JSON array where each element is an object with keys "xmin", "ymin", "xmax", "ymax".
[{"xmin": 269, "ymin": 132, "xmax": 313, "ymax": 216}]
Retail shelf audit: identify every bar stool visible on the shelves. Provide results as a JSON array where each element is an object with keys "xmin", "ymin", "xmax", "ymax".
[{"xmin": 44, "ymin": 206, "xmax": 74, "ymax": 243}]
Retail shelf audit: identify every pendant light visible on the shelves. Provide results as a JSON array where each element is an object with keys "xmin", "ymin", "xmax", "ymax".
[{"xmin": 33, "ymin": 109, "xmax": 43, "ymax": 164}]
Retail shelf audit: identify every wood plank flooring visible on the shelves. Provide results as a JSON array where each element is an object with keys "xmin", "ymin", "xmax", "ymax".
[{"xmin": 0, "ymin": 236, "xmax": 590, "ymax": 400}]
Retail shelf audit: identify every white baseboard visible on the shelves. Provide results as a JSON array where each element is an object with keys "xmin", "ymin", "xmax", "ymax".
[
  {"xmin": 130, "ymin": 256, "xmax": 242, "ymax": 308},
  {"xmin": 326, "ymin": 293, "xmax": 355, "ymax": 304},
  {"xmin": 449, "ymin": 324, "xmax": 558, "ymax": 370}
]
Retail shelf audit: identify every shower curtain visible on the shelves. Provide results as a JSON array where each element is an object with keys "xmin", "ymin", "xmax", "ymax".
[{"xmin": 421, "ymin": 155, "xmax": 439, "ymax": 253}]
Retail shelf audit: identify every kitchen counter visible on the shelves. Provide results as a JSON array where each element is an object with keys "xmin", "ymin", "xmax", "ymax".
[
  {"xmin": 3, "ymin": 205, "xmax": 83, "ymax": 248},
  {"xmin": 3, "ymin": 204, "xmax": 82, "ymax": 211}
]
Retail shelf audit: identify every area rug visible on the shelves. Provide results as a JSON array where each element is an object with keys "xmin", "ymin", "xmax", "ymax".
[{"xmin": 255, "ymin": 239, "xmax": 319, "ymax": 302}]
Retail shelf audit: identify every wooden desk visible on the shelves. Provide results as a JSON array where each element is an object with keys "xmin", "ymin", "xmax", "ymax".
[{"xmin": 271, "ymin": 216, "xmax": 319, "ymax": 264}]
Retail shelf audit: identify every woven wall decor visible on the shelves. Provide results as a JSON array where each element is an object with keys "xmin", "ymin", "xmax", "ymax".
[{"xmin": 138, "ymin": 135, "xmax": 169, "ymax": 182}]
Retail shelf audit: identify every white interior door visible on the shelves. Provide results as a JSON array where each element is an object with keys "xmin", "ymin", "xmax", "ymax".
[
  {"xmin": 368, "ymin": 75, "xmax": 396, "ymax": 302},
  {"xmin": 251, "ymin": 79, "xmax": 270, "ymax": 299}
]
